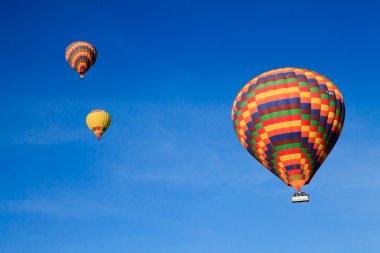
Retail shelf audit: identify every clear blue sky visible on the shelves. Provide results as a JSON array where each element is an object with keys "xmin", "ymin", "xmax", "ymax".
[{"xmin": 1, "ymin": 0, "xmax": 380, "ymax": 252}]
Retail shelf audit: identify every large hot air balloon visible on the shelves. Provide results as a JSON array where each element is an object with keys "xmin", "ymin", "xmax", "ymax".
[
  {"xmin": 86, "ymin": 110, "xmax": 111, "ymax": 140},
  {"xmin": 65, "ymin": 41, "xmax": 97, "ymax": 78},
  {"xmin": 232, "ymin": 67, "xmax": 345, "ymax": 202}
]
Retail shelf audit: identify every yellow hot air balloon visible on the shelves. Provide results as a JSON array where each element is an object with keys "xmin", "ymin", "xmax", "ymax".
[{"xmin": 86, "ymin": 110, "xmax": 111, "ymax": 140}]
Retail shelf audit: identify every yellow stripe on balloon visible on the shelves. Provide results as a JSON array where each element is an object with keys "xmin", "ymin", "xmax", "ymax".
[
  {"xmin": 265, "ymin": 120, "xmax": 301, "ymax": 132},
  {"xmin": 255, "ymin": 87, "xmax": 300, "ymax": 100}
]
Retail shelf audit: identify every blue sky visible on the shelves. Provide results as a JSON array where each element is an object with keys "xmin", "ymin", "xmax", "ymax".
[{"xmin": 1, "ymin": 0, "xmax": 380, "ymax": 252}]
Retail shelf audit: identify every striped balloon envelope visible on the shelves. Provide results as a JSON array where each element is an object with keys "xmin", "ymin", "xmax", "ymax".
[
  {"xmin": 65, "ymin": 41, "xmax": 97, "ymax": 78},
  {"xmin": 86, "ymin": 110, "xmax": 111, "ymax": 140},
  {"xmin": 232, "ymin": 67, "xmax": 345, "ymax": 191}
]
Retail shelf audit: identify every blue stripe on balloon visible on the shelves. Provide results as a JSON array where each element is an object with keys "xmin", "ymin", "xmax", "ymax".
[
  {"xmin": 270, "ymin": 132, "xmax": 301, "ymax": 142},
  {"xmin": 258, "ymin": 98, "xmax": 301, "ymax": 111}
]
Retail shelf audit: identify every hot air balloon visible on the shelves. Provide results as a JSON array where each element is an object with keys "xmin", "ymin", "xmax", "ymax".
[
  {"xmin": 65, "ymin": 41, "xmax": 97, "ymax": 78},
  {"xmin": 232, "ymin": 67, "xmax": 345, "ymax": 202},
  {"xmin": 86, "ymin": 110, "xmax": 111, "ymax": 140}
]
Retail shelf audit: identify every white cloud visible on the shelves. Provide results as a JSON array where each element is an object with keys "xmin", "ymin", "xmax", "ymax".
[
  {"xmin": 12, "ymin": 126, "xmax": 87, "ymax": 145},
  {"xmin": 0, "ymin": 194, "xmax": 122, "ymax": 218}
]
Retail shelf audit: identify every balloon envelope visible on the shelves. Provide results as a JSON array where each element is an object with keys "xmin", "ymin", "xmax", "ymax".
[
  {"xmin": 232, "ymin": 67, "xmax": 345, "ymax": 190},
  {"xmin": 86, "ymin": 110, "xmax": 111, "ymax": 140},
  {"xmin": 66, "ymin": 41, "xmax": 97, "ymax": 78}
]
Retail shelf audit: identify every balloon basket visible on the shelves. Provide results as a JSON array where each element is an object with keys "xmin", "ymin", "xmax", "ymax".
[{"xmin": 291, "ymin": 192, "xmax": 310, "ymax": 203}]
